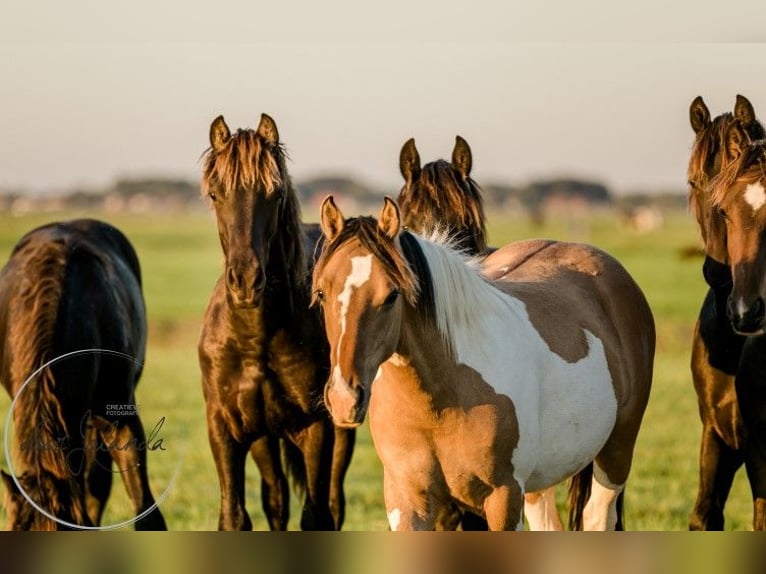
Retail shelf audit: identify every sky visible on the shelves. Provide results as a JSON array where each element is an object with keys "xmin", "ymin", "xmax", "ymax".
[{"xmin": 1, "ymin": 2, "xmax": 765, "ymax": 196}]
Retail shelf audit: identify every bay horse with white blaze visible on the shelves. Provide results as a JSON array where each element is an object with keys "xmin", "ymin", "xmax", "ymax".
[
  {"xmin": 0, "ymin": 219, "xmax": 166, "ymax": 530},
  {"xmin": 686, "ymin": 95, "xmax": 766, "ymax": 530},
  {"xmin": 312, "ymin": 197, "xmax": 655, "ymax": 530},
  {"xmin": 198, "ymin": 114, "xmax": 354, "ymax": 530},
  {"xmin": 701, "ymin": 123, "xmax": 766, "ymax": 530}
]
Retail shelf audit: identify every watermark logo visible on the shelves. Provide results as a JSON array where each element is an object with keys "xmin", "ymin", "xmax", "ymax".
[{"xmin": 3, "ymin": 349, "xmax": 182, "ymax": 530}]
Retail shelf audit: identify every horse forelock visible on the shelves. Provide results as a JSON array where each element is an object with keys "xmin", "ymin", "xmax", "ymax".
[
  {"xmin": 315, "ymin": 217, "xmax": 420, "ymax": 307},
  {"xmin": 201, "ymin": 128, "xmax": 286, "ymax": 198},
  {"xmin": 711, "ymin": 142, "xmax": 766, "ymax": 208}
]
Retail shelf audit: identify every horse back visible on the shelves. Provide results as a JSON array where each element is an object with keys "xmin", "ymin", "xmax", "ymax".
[
  {"xmin": 0, "ymin": 220, "xmax": 146, "ymax": 404},
  {"xmin": 484, "ymin": 239, "xmax": 655, "ymax": 407}
]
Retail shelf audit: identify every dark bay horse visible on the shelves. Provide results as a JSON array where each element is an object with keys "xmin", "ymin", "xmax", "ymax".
[
  {"xmin": 198, "ymin": 114, "xmax": 354, "ymax": 530},
  {"xmin": 397, "ymin": 136, "xmax": 488, "ymax": 254},
  {"xmin": 686, "ymin": 95, "xmax": 766, "ymax": 530},
  {"xmin": 700, "ymin": 124, "xmax": 766, "ymax": 530},
  {"xmin": 395, "ymin": 136, "xmax": 567, "ymax": 529},
  {"xmin": 0, "ymin": 219, "xmax": 166, "ymax": 530},
  {"xmin": 312, "ymin": 197, "xmax": 655, "ymax": 530}
]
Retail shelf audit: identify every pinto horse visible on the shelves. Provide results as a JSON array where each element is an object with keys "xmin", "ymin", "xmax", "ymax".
[
  {"xmin": 312, "ymin": 197, "xmax": 655, "ymax": 530},
  {"xmin": 686, "ymin": 95, "xmax": 766, "ymax": 530},
  {"xmin": 198, "ymin": 114, "xmax": 355, "ymax": 530},
  {"xmin": 698, "ymin": 126, "xmax": 766, "ymax": 530},
  {"xmin": 0, "ymin": 219, "xmax": 166, "ymax": 530}
]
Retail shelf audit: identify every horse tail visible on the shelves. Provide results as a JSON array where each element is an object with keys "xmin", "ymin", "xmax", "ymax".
[
  {"xmin": 282, "ymin": 438, "xmax": 307, "ymax": 497},
  {"xmin": 567, "ymin": 464, "xmax": 627, "ymax": 530},
  {"xmin": 7, "ymin": 239, "xmax": 70, "ymax": 480},
  {"xmin": 567, "ymin": 462, "xmax": 593, "ymax": 531},
  {"xmin": 615, "ymin": 489, "xmax": 625, "ymax": 531}
]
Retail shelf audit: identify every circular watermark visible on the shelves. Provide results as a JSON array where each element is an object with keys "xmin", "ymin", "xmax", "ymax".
[{"xmin": 3, "ymin": 348, "xmax": 182, "ymax": 530}]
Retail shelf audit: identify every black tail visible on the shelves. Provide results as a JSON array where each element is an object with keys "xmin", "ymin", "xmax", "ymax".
[
  {"xmin": 567, "ymin": 463, "xmax": 593, "ymax": 531},
  {"xmin": 281, "ymin": 438, "xmax": 307, "ymax": 497},
  {"xmin": 567, "ymin": 463, "xmax": 626, "ymax": 530}
]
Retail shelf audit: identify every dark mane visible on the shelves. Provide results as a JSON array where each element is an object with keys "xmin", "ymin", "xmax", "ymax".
[
  {"xmin": 712, "ymin": 141, "xmax": 766, "ymax": 207},
  {"xmin": 397, "ymin": 160, "xmax": 487, "ymax": 254},
  {"xmin": 314, "ymin": 219, "xmax": 435, "ymax": 324}
]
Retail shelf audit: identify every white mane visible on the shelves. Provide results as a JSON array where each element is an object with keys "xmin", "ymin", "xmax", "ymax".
[{"xmin": 410, "ymin": 232, "xmax": 527, "ymax": 361}]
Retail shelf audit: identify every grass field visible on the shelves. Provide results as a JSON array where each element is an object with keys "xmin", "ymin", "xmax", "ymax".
[{"xmin": 0, "ymin": 206, "xmax": 756, "ymax": 530}]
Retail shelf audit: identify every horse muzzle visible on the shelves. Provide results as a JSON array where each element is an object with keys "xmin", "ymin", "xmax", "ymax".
[
  {"xmin": 728, "ymin": 295, "xmax": 766, "ymax": 336},
  {"xmin": 324, "ymin": 376, "xmax": 367, "ymax": 428},
  {"xmin": 225, "ymin": 264, "xmax": 266, "ymax": 307}
]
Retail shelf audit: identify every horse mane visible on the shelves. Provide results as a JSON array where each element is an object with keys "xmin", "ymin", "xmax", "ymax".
[
  {"xmin": 689, "ymin": 112, "xmax": 766, "ymax": 218},
  {"xmin": 202, "ymin": 127, "xmax": 307, "ymax": 296},
  {"xmin": 397, "ymin": 160, "xmax": 488, "ymax": 254},
  {"xmin": 711, "ymin": 141, "xmax": 766, "ymax": 208},
  {"xmin": 3, "ymin": 236, "xmax": 92, "ymax": 528}
]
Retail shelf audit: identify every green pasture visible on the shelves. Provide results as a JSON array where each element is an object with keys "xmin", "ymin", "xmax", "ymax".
[{"xmin": 0, "ymin": 207, "xmax": 755, "ymax": 530}]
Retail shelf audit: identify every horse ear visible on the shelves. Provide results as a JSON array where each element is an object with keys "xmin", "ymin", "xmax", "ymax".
[
  {"xmin": 734, "ymin": 94, "xmax": 757, "ymax": 128},
  {"xmin": 320, "ymin": 195, "xmax": 345, "ymax": 243},
  {"xmin": 724, "ymin": 122, "xmax": 747, "ymax": 163},
  {"xmin": 399, "ymin": 138, "xmax": 421, "ymax": 183},
  {"xmin": 689, "ymin": 96, "xmax": 711, "ymax": 134},
  {"xmin": 452, "ymin": 135, "xmax": 473, "ymax": 178},
  {"xmin": 210, "ymin": 115, "xmax": 231, "ymax": 152},
  {"xmin": 378, "ymin": 197, "xmax": 401, "ymax": 239},
  {"xmin": 256, "ymin": 113, "xmax": 280, "ymax": 145}
]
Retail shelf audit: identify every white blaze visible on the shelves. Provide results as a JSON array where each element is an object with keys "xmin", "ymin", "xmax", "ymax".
[
  {"xmin": 336, "ymin": 255, "xmax": 372, "ymax": 366},
  {"xmin": 744, "ymin": 182, "xmax": 766, "ymax": 213}
]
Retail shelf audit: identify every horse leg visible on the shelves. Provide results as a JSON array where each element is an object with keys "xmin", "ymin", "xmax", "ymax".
[
  {"xmin": 382, "ymin": 468, "xmax": 439, "ymax": 531},
  {"xmin": 249, "ymin": 435, "xmax": 289, "ymax": 530},
  {"xmin": 579, "ymin": 461, "xmax": 624, "ymax": 531},
  {"xmin": 483, "ymin": 480, "xmax": 525, "ymax": 531},
  {"xmin": 328, "ymin": 426, "xmax": 355, "ymax": 530},
  {"xmin": 96, "ymin": 416, "xmax": 167, "ymax": 530},
  {"xmin": 524, "ymin": 488, "xmax": 563, "ymax": 530},
  {"xmin": 207, "ymin": 411, "xmax": 252, "ymax": 530},
  {"xmin": 289, "ymin": 420, "xmax": 335, "ymax": 530},
  {"xmin": 83, "ymin": 425, "xmax": 113, "ymax": 526},
  {"xmin": 689, "ymin": 424, "xmax": 743, "ymax": 530}
]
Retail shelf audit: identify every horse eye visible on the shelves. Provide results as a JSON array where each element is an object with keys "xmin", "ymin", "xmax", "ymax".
[
  {"xmin": 719, "ymin": 208, "xmax": 729, "ymax": 220},
  {"xmin": 315, "ymin": 289, "xmax": 325, "ymax": 302},
  {"xmin": 383, "ymin": 290, "xmax": 400, "ymax": 307},
  {"xmin": 208, "ymin": 192, "xmax": 217, "ymax": 202}
]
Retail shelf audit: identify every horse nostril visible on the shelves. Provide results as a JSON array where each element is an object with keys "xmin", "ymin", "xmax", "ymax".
[
  {"xmin": 727, "ymin": 296, "xmax": 735, "ymax": 320},
  {"xmin": 253, "ymin": 266, "xmax": 265, "ymax": 292},
  {"xmin": 752, "ymin": 297, "xmax": 765, "ymax": 321},
  {"xmin": 226, "ymin": 267, "xmax": 240, "ymax": 291}
]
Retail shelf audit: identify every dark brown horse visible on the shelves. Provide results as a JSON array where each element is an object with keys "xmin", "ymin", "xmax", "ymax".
[
  {"xmin": 687, "ymin": 95, "xmax": 766, "ymax": 530},
  {"xmin": 397, "ymin": 136, "xmax": 488, "ymax": 254},
  {"xmin": 0, "ymin": 219, "xmax": 166, "ymax": 530},
  {"xmin": 198, "ymin": 113, "xmax": 355, "ymax": 530}
]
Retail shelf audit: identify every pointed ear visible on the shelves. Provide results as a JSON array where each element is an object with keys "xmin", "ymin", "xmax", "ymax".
[
  {"xmin": 378, "ymin": 197, "xmax": 401, "ymax": 239},
  {"xmin": 210, "ymin": 115, "xmax": 231, "ymax": 152},
  {"xmin": 399, "ymin": 138, "xmax": 421, "ymax": 183},
  {"xmin": 256, "ymin": 113, "xmax": 280, "ymax": 145},
  {"xmin": 724, "ymin": 122, "xmax": 747, "ymax": 163},
  {"xmin": 689, "ymin": 96, "xmax": 711, "ymax": 134},
  {"xmin": 452, "ymin": 135, "xmax": 473, "ymax": 178},
  {"xmin": 320, "ymin": 195, "xmax": 345, "ymax": 243},
  {"xmin": 734, "ymin": 94, "xmax": 757, "ymax": 128}
]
